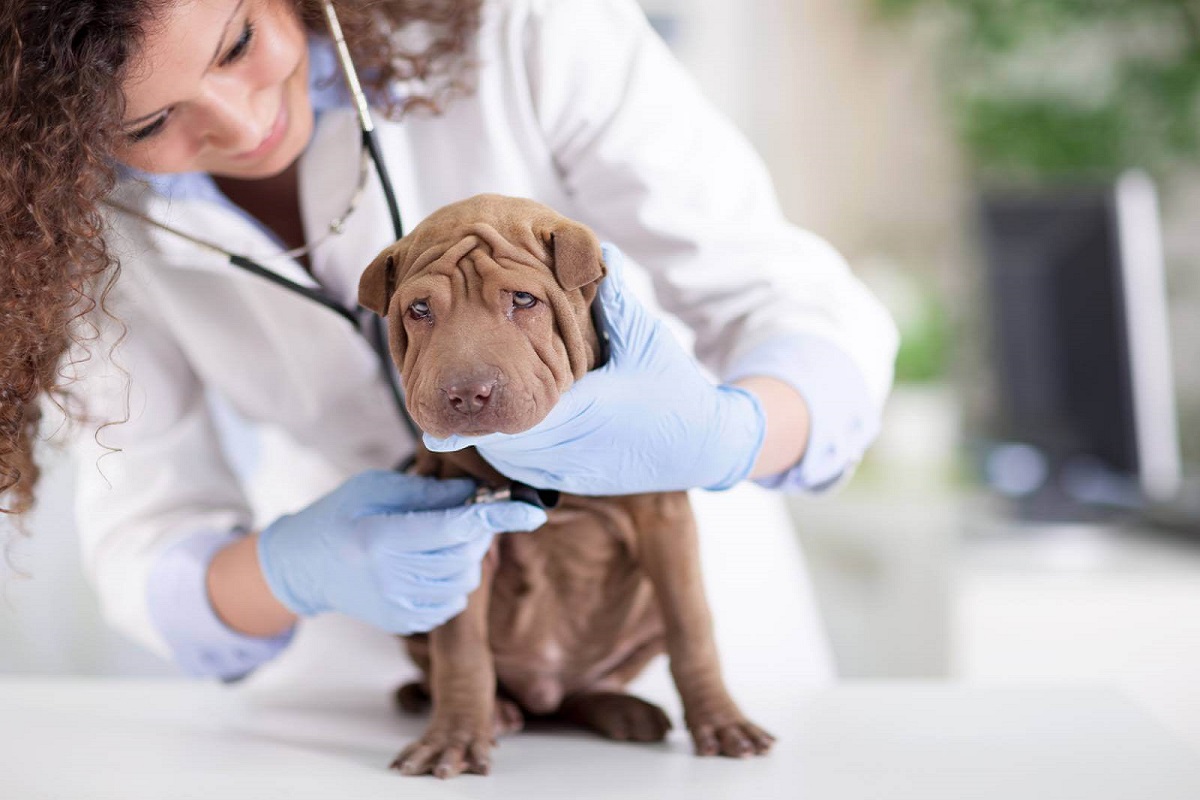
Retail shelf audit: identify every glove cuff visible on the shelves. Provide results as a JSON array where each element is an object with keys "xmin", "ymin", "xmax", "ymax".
[
  {"xmin": 256, "ymin": 519, "xmax": 326, "ymax": 617},
  {"xmin": 703, "ymin": 384, "xmax": 767, "ymax": 491}
]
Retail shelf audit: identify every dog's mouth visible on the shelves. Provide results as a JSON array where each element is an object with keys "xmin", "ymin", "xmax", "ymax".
[
  {"xmin": 588, "ymin": 298, "xmax": 612, "ymax": 369},
  {"xmin": 455, "ymin": 424, "xmax": 505, "ymax": 437},
  {"xmin": 419, "ymin": 417, "xmax": 545, "ymax": 440},
  {"xmin": 407, "ymin": 372, "xmax": 558, "ymax": 440}
]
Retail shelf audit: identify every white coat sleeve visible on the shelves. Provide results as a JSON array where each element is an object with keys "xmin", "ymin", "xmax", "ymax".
[
  {"xmin": 66, "ymin": 266, "xmax": 291, "ymax": 674},
  {"xmin": 517, "ymin": 0, "xmax": 900, "ymax": 488}
]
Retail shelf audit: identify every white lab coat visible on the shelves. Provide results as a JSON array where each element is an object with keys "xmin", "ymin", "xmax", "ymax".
[{"xmin": 69, "ymin": 0, "xmax": 896, "ymax": 692}]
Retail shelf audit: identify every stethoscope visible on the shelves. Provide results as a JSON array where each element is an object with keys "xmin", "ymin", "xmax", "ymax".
[{"xmin": 105, "ymin": 2, "xmax": 559, "ymax": 510}]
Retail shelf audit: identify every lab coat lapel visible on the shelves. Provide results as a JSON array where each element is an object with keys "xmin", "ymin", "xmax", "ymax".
[
  {"xmin": 103, "ymin": 110, "xmax": 412, "ymax": 433},
  {"xmin": 106, "ymin": 177, "xmax": 323, "ymax": 293},
  {"xmin": 299, "ymin": 108, "xmax": 403, "ymax": 311},
  {"xmin": 106, "ymin": 163, "xmax": 381, "ymax": 427}
]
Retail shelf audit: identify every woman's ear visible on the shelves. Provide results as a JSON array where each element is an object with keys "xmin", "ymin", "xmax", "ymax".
[
  {"xmin": 549, "ymin": 222, "xmax": 606, "ymax": 291},
  {"xmin": 359, "ymin": 247, "xmax": 400, "ymax": 315}
]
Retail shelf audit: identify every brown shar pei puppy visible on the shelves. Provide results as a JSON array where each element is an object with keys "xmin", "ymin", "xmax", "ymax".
[{"xmin": 358, "ymin": 194, "xmax": 774, "ymax": 778}]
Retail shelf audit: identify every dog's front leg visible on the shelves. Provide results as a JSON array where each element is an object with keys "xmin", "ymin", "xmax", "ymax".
[
  {"xmin": 392, "ymin": 545, "xmax": 498, "ymax": 778},
  {"xmin": 627, "ymin": 493, "xmax": 776, "ymax": 758}
]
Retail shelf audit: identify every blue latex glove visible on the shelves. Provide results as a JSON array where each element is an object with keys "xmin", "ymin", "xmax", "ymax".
[
  {"xmin": 423, "ymin": 244, "xmax": 767, "ymax": 495},
  {"xmin": 257, "ymin": 470, "xmax": 546, "ymax": 634}
]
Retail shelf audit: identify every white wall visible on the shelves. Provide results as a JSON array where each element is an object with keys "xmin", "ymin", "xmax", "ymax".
[{"xmin": 647, "ymin": 0, "xmax": 970, "ymax": 276}]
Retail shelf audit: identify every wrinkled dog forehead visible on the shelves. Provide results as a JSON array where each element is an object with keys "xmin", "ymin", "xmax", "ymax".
[
  {"xmin": 402, "ymin": 224, "xmax": 556, "ymax": 290},
  {"xmin": 358, "ymin": 195, "xmax": 610, "ymax": 391},
  {"xmin": 355, "ymin": 195, "xmax": 600, "ymax": 314},
  {"xmin": 358, "ymin": 194, "xmax": 606, "ymax": 317}
]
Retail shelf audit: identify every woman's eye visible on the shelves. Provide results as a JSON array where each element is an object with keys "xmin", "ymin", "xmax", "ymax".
[
  {"xmin": 123, "ymin": 20, "xmax": 252, "ymax": 143},
  {"xmin": 219, "ymin": 21, "xmax": 255, "ymax": 67},
  {"xmin": 408, "ymin": 300, "xmax": 431, "ymax": 319},
  {"xmin": 127, "ymin": 113, "xmax": 169, "ymax": 143},
  {"xmin": 512, "ymin": 291, "xmax": 538, "ymax": 309}
]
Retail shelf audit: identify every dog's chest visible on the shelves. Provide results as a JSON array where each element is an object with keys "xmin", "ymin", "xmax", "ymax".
[{"xmin": 486, "ymin": 496, "xmax": 663, "ymax": 707}]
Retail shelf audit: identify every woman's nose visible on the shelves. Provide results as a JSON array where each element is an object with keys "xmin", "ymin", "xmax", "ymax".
[{"xmin": 195, "ymin": 84, "xmax": 270, "ymax": 154}]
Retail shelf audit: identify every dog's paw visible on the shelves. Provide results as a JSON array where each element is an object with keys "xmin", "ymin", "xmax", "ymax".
[
  {"xmin": 689, "ymin": 717, "xmax": 776, "ymax": 758},
  {"xmin": 390, "ymin": 728, "xmax": 495, "ymax": 779},
  {"xmin": 494, "ymin": 697, "xmax": 525, "ymax": 736},
  {"xmin": 562, "ymin": 691, "xmax": 673, "ymax": 742},
  {"xmin": 394, "ymin": 682, "xmax": 431, "ymax": 714}
]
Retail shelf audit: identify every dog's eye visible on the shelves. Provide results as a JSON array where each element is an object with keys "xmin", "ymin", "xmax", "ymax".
[
  {"xmin": 512, "ymin": 291, "xmax": 538, "ymax": 309},
  {"xmin": 408, "ymin": 300, "xmax": 431, "ymax": 319}
]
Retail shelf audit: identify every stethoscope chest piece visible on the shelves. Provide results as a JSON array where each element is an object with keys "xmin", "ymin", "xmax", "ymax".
[{"xmin": 469, "ymin": 482, "xmax": 561, "ymax": 511}]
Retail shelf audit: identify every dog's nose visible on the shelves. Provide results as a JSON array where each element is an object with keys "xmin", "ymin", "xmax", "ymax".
[{"xmin": 445, "ymin": 378, "xmax": 497, "ymax": 414}]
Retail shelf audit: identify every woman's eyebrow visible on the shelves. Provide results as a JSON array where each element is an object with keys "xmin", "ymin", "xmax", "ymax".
[
  {"xmin": 121, "ymin": 0, "xmax": 248, "ymax": 128},
  {"xmin": 206, "ymin": 0, "xmax": 249, "ymax": 69}
]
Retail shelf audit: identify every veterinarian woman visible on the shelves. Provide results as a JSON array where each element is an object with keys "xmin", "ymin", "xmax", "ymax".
[{"xmin": 0, "ymin": 0, "xmax": 896, "ymax": 682}]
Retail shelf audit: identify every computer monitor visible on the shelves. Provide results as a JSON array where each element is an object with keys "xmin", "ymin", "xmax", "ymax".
[{"xmin": 979, "ymin": 171, "xmax": 1180, "ymax": 521}]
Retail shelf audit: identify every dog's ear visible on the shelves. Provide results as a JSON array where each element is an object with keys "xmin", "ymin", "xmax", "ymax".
[
  {"xmin": 359, "ymin": 244, "xmax": 412, "ymax": 371},
  {"xmin": 359, "ymin": 247, "xmax": 400, "ymax": 316},
  {"xmin": 549, "ymin": 222, "xmax": 606, "ymax": 291}
]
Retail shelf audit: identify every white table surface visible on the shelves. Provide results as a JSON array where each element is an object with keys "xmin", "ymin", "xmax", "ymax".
[{"xmin": 1, "ymin": 679, "xmax": 1198, "ymax": 799}]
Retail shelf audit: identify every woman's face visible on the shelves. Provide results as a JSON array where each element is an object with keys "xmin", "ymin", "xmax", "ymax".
[{"xmin": 113, "ymin": 0, "xmax": 313, "ymax": 178}]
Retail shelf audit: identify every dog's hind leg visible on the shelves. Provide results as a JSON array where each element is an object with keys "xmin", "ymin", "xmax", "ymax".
[
  {"xmin": 558, "ymin": 632, "xmax": 670, "ymax": 742},
  {"xmin": 394, "ymin": 681, "xmax": 431, "ymax": 713},
  {"xmin": 560, "ymin": 691, "xmax": 673, "ymax": 742},
  {"xmin": 626, "ymin": 493, "xmax": 776, "ymax": 758}
]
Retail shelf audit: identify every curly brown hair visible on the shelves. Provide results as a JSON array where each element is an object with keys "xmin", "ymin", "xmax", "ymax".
[{"xmin": 0, "ymin": 0, "xmax": 483, "ymax": 530}]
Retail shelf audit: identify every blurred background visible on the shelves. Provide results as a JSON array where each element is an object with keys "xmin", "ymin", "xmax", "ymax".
[{"xmin": 6, "ymin": 0, "xmax": 1200, "ymax": 755}]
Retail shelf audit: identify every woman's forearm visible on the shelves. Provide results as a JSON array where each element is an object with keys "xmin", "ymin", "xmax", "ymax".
[
  {"xmin": 206, "ymin": 533, "xmax": 298, "ymax": 638},
  {"xmin": 734, "ymin": 376, "xmax": 811, "ymax": 480}
]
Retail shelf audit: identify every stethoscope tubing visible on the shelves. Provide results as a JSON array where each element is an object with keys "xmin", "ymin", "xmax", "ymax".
[{"xmin": 107, "ymin": 3, "xmax": 558, "ymax": 509}]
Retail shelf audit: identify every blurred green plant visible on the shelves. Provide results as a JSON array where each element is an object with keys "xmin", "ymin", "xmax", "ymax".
[
  {"xmin": 894, "ymin": 286, "xmax": 951, "ymax": 383},
  {"xmin": 873, "ymin": 0, "xmax": 1200, "ymax": 182}
]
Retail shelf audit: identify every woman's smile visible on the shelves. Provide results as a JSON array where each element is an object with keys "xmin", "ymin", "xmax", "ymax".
[
  {"xmin": 234, "ymin": 95, "xmax": 289, "ymax": 162},
  {"xmin": 113, "ymin": 0, "xmax": 313, "ymax": 179}
]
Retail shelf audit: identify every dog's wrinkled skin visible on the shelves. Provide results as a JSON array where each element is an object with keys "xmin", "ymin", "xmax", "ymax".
[
  {"xmin": 359, "ymin": 194, "xmax": 774, "ymax": 779},
  {"xmin": 359, "ymin": 194, "xmax": 604, "ymax": 439}
]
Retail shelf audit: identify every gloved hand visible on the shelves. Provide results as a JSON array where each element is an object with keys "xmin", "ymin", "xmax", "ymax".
[
  {"xmin": 423, "ymin": 243, "xmax": 767, "ymax": 495},
  {"xmin": 257, "ymin": 470, "xmax": 546, "ymax": 634}
]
